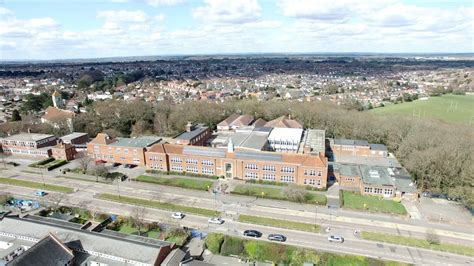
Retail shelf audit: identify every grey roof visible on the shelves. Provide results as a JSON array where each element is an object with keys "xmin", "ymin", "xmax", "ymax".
[
  {"xmin": 338, "ymin": 164, "xmax": 361, "ymax": 177},
  {"xmin": 60, "ymin": 132, "xmax": 88, "ymax": 142},
  {"xmin": 183, "ymin": 146, "xmax": 226, "ymax": 158},
  {"xmin": 161, "ymin": 248, "xmax": 186, "ymax": 266},
  {"xmin": 359, "ymin": 165, "xmax": 394, "ymax": 187},
  {"xmin": 304, "ymin": 129, "xmax": 325, "ymax": 154},
  {"xmin": 235, "ymin": 151, "xmax": 282, "ymax": 162},
  {"xmin": 175, "ymin": 125, "xmax": 208, "ymax": 140},
  {"xmin": 6, "ymin": 234, "xmax": 74, "ymax": 266},
  {"xmin": 393, "ymin": 175, "xmax": 417, "ymax": 193},
  {"xmin": 229, "ymin": 131, "xmax": 269, "ymax": 151},
  {"xmin": 0, "ymin": 215, "xmax": 171, "ymax": 265},
  {"xmin": 1, "ymin": 133, "xmax": 55, "ymax": 142},
  {"xmin": 369, "ymin": 144, "xmax": 388, "ymax": 151},
  {"xmin": 110, "ymin": 136, "xmax": 162, "ymax": 148},
  {"xmin": 334, "ymin": 155, "xmax": 401, "ymax": 167},
  {"xmin": 334, "ymin": 139, "xmax": 369, "ymax": 146}
]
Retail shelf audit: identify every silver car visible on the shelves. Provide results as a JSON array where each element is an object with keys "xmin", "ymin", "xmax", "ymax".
[
  {"xmin": 328, "ymin": 235, "xmax": 344, "ymax": 243},
  {"xmin": 208, "ymin": 217, "xmax": 224, "ymax": 224}
]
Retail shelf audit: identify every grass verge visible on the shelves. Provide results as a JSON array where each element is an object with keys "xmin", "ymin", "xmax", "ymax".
[
  {"xmin": 238, "ymin": 214, "xmax": 320, "ymax": 233},
  {"xmin": 136, "ymin": 175, "xmax": 214, "ymax": 191},
  {"xmin": 232, "ymin": 185, "xmax": 327, "ymax": 205},
  {"xmin": 0, "ymin": 177, "xmax": 74, "ymax": 193},
  {"xmin": 98, "ymin": 193, "xmax": 217, "ymax": 217},
  {"xmin": 341, "ymin": 191, "xmax": 406, "ymax": 215},
  {"xmin": 361, "ymin": 231, "xmax": 474, "ymax": 257}
]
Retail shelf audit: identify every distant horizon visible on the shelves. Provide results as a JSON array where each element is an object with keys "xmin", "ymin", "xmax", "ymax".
[{"xmin": 2, "ymin": 52, "xmax": 474, "ymax": 64}]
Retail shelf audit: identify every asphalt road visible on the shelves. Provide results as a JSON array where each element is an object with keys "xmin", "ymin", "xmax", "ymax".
[{"xmin": 1, "ymin": 182, "xmax": 473, "ymax": 265}]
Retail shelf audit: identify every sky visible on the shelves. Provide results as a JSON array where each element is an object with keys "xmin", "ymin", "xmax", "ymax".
[{"xmin": 0, "ymin": 0, "xmax": 473, "ymax": 60}]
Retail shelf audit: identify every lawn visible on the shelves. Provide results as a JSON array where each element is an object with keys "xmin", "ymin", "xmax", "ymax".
[
  {"xmin": 238, "ymin": 214, "xmax": 320, "ymax": 233},
  {"xmin": 371, "ymin": 94, "xmax": 474, "ymax": 124},
  {"xmin": 136, "ymin": 175, "xmax": 214, "ymax": 191},
  {"xmin": 341, "ymin": 191, "xmax": 406, "ymax": 215},
  {"xmin": 232, "ymin": 185, "xmax": 327, "ymax": 205},
  {"xmin": 98, "ymin": 193, "xmax": 218, "ymax": 217},
  {"xmin": 361, "ymin": 231, "xmax": 474, "ymax": 257},
  {"xmin": 117, "ymin": 224, "xmax": 161, "ymax": 238},
  {"xmin": 0, "ymin": 177, "xmax": 74, "ymax": 193}
]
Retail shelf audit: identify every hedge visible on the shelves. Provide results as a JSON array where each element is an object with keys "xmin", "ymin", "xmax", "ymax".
[
  {"xmin": 145, "ymin": 169, "xmax": 220, "ymax": 180},
  {"xmin": 245, "ymin": 179, "xmax": 327, "ymax": 191},
  {"xmin": 45, "ymin": 160, "xmax": 68, "ymax": 171},
  {"xmin": 29, "ymin": 157, "xmax": 55, "ymax": 168},
  {"xmin": 220, "ymin": 236, "xmax": 245, "ymax": 256},
  {"xmin": 205, "ymin": 233, "xmax": 225, "ymax": 254}
]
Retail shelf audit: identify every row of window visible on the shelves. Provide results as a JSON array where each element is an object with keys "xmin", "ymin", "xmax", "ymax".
[
  {"xmin": 364, "ymin": 187, "xmax": 393, "ymax": 195},
  {"xmin": 304, "ymin": 169, "xmax": 322, "ymax": 176},
  {"xmin": 2, "ymin": 140, "xmax": 36, "ymax": 148},
  {"xmin": 2, "ymin": 148, "xmax": 48, "ymax": 155},
  {"xmin": 303, "ymin": 178, "xmax": 321, "ymax": 186}
]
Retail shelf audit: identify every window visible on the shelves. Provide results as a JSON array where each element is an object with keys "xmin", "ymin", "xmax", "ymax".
[
  {"xmin": 262, "ymin": 174, "xmax": 276, "ymax": 180},
  {"xmin": 171, "ymin": 165, "xmax": 183, "ymax": 171},
  {"xmin": 263, "ymin": 165, "xmax": 276, "ymax": 171},
  {"xmin": 244, "ymin": 172, "xmax": 258, "ymax": 179},
  {"xmin": 171, "ymin": 156, "xmax": 182, "ymax": 163},
  {"xmin": 245, "ymin": 164, "xmax": 258, "ymax": 170},
  {"xmin": 124, "ymin": 149, "xmax": 129, "ymax": 154},
  {"xmin": 345, "ymin": 177, "xmax": 355, "ymax": 182},
  {"xmin": 384, "ymin": 189, "xmax": 393, "ymax": 196},
  {"xmin": 202, "ymin": 160, "xmax": 214, "ymax": 166},
  {"xmin": 186, "ymin": 158, "xmax": 198, "ymax": 164},
  {"xmin": 281, "ymin": 167, "xmax": 295, "ymax": 173},
  {"xmin": 304, "ymin": 169, "xmax": 317, "ymax": 176},
  {"xmin": 304, "ymin": 179, "xmax": 316, "ymax": 185},
  {"xmin": 186, "ymin": 166, "xmax": 199, "ymax": 173},
  {"xmin": 202, "ymin": 168, "xmax": 214, "ymax": 175},
  {"xmin": 116, "ymin": 148, "xmax": 121, "ymax": 153},
  {"xmin": 281, "ymin": 176, "xmax": 295, "ymax": 183},
  {"xmin": 364, "ymin": 187, "xmax": 373, "ymax": 193}
]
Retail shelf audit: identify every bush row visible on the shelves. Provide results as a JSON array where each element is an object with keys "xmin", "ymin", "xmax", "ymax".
[
  {"xmin": 29, "ymin": 157, "xmax": 55, "ymax": 168},
  {"xmin": 145, "ymin": 169, "xmax": 220, "ymax": 180},
  {"xmin": 245, "ymin": 179, "xmax": 327, "ymax": 191}
]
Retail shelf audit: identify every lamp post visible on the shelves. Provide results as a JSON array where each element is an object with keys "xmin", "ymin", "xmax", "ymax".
[{"xmin": 117, "ymin": 176, "xmax": 121, "ymax": 199}]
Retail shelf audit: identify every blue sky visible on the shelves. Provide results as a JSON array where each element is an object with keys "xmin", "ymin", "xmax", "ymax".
[{"xmin": 1, "ymin": 0, "xmax": 473, "ymax": 60}]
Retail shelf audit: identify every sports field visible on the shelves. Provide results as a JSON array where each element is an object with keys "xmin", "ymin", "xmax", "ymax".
[{"xmin": 371, "ymin": 94, "xmax": 474, "ymax": 124}]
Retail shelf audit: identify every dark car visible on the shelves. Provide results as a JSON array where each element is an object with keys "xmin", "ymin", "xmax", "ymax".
[
  {"xmin": 243, "ymin": 230, "xmax": 262, "ymax": 238},
  {"xmin": 124, "ymin": 164, "xmax": 131, "ymax": 168},
  {"xmin": 268, "ymin": 234, "xmax": 286, "ymax": 242},
  {"xmin": 112, "ymin": 163, "xmax": 121, "ymax": 167},
  {"xmin": 129, "ymin": 164, "xmax": 137, "ymax": 169}
]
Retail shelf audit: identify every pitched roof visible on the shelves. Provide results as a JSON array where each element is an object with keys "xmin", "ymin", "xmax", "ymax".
[
  {"xmin": 217, "ymin": 114, "xmax": 240, "ymax": 127},
  {"xmin": 41, "ymin": 106, "xmax": 75, "ymax": 121},
  {"xmin": 229, "ymin": 114, "xmax": 254, "ymax": 127},
  {"xmin": 89, "ymin": 133, "xmax": 115, "ymax": 145},
  {"xmin": 252, "ymin": 118, "xmax": 267, "ymax": 127},
  {"xmin": 7, "ymin": 233, "xmax": 74, "ymax": 266},
  {"xmin": 265, "ymin": 116, "xmax": 302, "ymax": 129}
]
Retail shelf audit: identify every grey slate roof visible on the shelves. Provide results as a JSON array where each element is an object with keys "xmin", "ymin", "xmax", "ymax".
[
  {"xmin": 338, "ymin": 164, "xmax": 361, "ymax": 177},
  {"xmin": 6, "ymin": 234, "xmax": 74, "ymax": 266},
  {"xmin": 60, "ymin": 132, "xmax": 88, "ymax": 142},
  {"xmin": 334, "ymin": 139, "xmax": 369, "ymax": 146},
  {"xmin": 175, "ymin": 125, "xmax": 208, "ymax": 140},
  {"xmin": 369, "ymin": 144, "xmax": 388, "ymax": 151},
  {"xmin": 359, "ymin": 165, "xmax": 394, "ymax": 187},
  {"xmin": 161, "ymin": 248, "xmax": 186, "ymax": 266},
  {"xmin": 110, "ymin": 136, "xmax": 162, "ymax": 148},
  {"xmin": 1, "ymin": 133, "xmax": 55, "ymax": 142}
]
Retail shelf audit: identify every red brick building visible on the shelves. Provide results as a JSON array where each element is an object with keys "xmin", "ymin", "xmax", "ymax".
[
  {"xmin": 51, "ymin": 142, "xmax": 76, "ymax": 161},
  {"xmin": 169, "ymin": 122, "xmax": 211, "ymax": 146},
  {"xmin": 0, "ymin": 133, "xmax": 57, "ymax": 158}
]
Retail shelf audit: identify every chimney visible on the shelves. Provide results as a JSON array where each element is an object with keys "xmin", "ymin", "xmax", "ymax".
[{"xmin": 185, "ymin": 122, "xmax": 194, "ymax": 132}]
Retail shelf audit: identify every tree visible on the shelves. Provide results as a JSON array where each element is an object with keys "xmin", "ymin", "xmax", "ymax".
[
  {"xmin": 10, "ymin": 110, "xmax": 21, "ymax": 121},
  {"xmin": 94, "ymin": 164, "xmax": 109, "ymax": 181},
  {"xmin": 78, "ymin": 156, "xmax": 92, "ymax": 174},
  {"xmin": 129, "ymin": 206, "xmax": 147, "ymax": 236},
  {"xmin": 0, "ymin": 193, "xmax": 13, "ymax": 205},
  {"xmin": 49, "ymin": 193, "xmax": 66, "ymax": 210},
  {"xmin": 284, "ymin": 185, "xmax": 307, "ymax": 203},
  {"xmin": 426, "ymin": 229, "xmax": 440, "ymax": 245}
]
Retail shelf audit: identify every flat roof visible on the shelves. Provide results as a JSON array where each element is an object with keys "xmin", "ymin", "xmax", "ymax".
[
  {"xmin": 338, "ymin": 164, "xmax": 361, "ymax": 177},
  {"xmin": 369, "ymin": 144, "xmax": 388, "ymax": 151},
  {"xmin": 268, "ymin": 128, "xmax": 303, "ymax": 143},
  {"xmin": 360, "ymin": 165, "xmax": 394, "ymax": 187},
  {"xmin": 174, "ymin": 125, "xmax": 208, "ymax": 140},
  {"xmin": 1, "ymin": 133, "xmax": 55, "ymax": 142},
  {"xmin": 334, "ymin": 155, "xmax": 401, "ymax": 167},
  {"xmin": 60, "ymin": 132, "xmax": 88, "ymax": 142},
  {"xmin": 334, "ymin": 139, "xmax": 369, "ymax": 146},
  {"xmin": 110, "ymin": 136, "xmax": 162, "ymax": 148},
  {"xmin": 0, "ymin": 215, "xmax": 170, "ymax": 265},
  {"xmin": 304, "ymin": 129, "xmax": 325, "ymax": 153}
]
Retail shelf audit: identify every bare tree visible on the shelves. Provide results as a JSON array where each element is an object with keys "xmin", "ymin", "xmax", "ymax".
[
  {"xmin": 94, "ymin": 164, "xmax": 109, "ymax": 181},
  {"xmin": 284, "ymin": 184, "xmax": 307, "ymax": 203},
  {"xmin": 129, "ymin": 206, "xmax": 147, "ymax": 236},
  {"xmin": 78, "ymin": 155, "xmax": 92, "ymax": 174},
  {"xmin": 426, "ymin": 229, "xmax": 440, "ymax": 245},
  {"xmin": 49, "ymin": 193, "xmax": 66, "ymax": 210}
]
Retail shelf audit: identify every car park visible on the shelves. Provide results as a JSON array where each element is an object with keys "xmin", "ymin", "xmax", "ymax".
[
  {"xmin": 328, "ymin": 235, "xmax": 344, "ymax": 243},
  {"xmin": 268, "ymin": 234, "xmax": 286, "ymax": 242},
  {"xmin": 208, "ymin": 217, "xmax": 224, "ymax": 224},
  {"xmin": 243, "ymin": 230, "xmax": 262, "ymax": 238},
  {"xmin": 171, "ymin": 212, "xmax": 185, "ymax": 219}
]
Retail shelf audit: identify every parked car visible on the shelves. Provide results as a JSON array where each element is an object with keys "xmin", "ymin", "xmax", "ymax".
[
  {"xmin": 171, "ymin": 212, "xmax": 185, "ymax": 219},
  {"xmin": 112, "ymin": 163, "xmax": 121, "ymax": 167},
  {"xmin": 243, "ymin": 230, "xmax": 262, "ymax": 238},
  {"xmin": 34, "ymin": 191, "xmax": 47, "ymax": 197},
  {"xmin": 124, "ymin": 164, "xmax": 131, "ymax": 168},
  {"xmin": 208, "ymin": 217, "xmax": 224, "ymax": 224},
  {"xmin": 268, "ymin": 234, "xmax": 286, "ymax": 242},
  {"xmin": 95, "ymin": 160, "xmax": 106, "ymax": 165},
  {"xmin": 328, "ymin": 235, "xmax": 344, "ymax": 243}
]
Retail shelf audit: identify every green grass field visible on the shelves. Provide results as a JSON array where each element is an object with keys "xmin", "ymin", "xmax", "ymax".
[
  {"xmin": 361, "ymin": 231, "xmax": 474, "ymax": 257},
  {"xmin": 98, "ymin": 193, "xmax": 218, "ymax": 217},
  {"xmin": 232, "ymin": 185, "xmax": 327, "ymax": 205},
  {"xmin": 238, "ymin": 214, "xmax": 320, "ymax": 233},
  {"xmin": 136, "ymin": 175, "xmax": 214, "ymax": 191},
  {"xmin": 0, "ymin": 177, "xmax": 74, "ymax": 193},
  {"xmin": 371, "ymin": 94, "xmax": 474, "ymax": 124},
  {"xmin": 341, "ymin": 191, "xmax": 407, "ymax": 215}
]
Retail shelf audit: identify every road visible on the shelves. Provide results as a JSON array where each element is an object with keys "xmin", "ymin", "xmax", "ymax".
[{"xmin": 2, "ymin": 184, "xmax": 473, "ymax": 265}]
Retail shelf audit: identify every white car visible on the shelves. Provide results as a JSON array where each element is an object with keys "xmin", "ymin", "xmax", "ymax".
[
  {"xmin": 171, "ymin": 212, "xmax": 185, "ymax": 219},
  {"xmin": 328, "ymin": 235, "xmax": 344, "ymax": 243},
  {"xmin": 208, "ymin": 217, "xmax": 224, "ymax": 224}
]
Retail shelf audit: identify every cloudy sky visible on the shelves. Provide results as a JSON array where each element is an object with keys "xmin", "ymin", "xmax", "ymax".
[{"xmin": 1, "ymin": 0, "xmax": 473, "ymax": 60}]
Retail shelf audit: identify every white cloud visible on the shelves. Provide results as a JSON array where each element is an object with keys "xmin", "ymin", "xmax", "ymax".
[
  {"xmin": 97, "ymin": 10, "xmax": 149, "ymax": 23},
  {"xmin": 145, "ymin": 0, "xmax": 184, "ymax": 7},
  {"xmin": 193, "ymin": 0, "xmax": 262, "ymax": 24}
]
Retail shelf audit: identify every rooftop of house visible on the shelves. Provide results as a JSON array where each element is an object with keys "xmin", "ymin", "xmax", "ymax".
[
  {"xmin": 110, "ymin": 136, "xmax": 162, "ymax": 148},
  {"xmin": 359, "ymin": 165, "xmax": 394, "ymax": 187},
  {"xmin": 60, "ymin": 132, "xmax": 88, "ymax": 142},
  {"xmin": 41, "ymin": 106, "xmax": 75, "ymax": 121},
  {"xmin": 369, "ymin": 143, "xmax": 388, "ymax": 151},
  {"xmin": 174, "ymin": 124, "xmax": 209, "ymax": 140},
  {"xmin": 0, "ymin": 215, "xmax": 171, "ymax": 265},
  {"xmin": 265, "ymin": 116, "xmax": 303, "ymax": 129},
  {"xmin": 1, "ymin": 133, "xmax": 55, "ymax": 142}
]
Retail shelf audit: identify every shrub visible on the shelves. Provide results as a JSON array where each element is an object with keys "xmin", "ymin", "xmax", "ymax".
[
  {"xmin": 205, "ymin": 233, "xmax": 225, "ymax": 254},
  {"xmin": 29, "ymin": 157, "xmax": 55, "ymax": 168},
  {"xmin": 220, "ymin": 236, "xmax": 244, "ymax": 256},
  {"xmin": 46, "ymin": 160, "xmax": 68, "ymax": 171}
]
